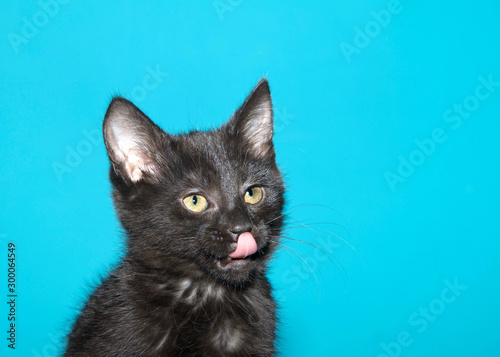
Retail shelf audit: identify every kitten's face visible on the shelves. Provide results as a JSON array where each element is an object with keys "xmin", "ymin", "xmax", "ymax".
[{"xmin": 103, "ymin": 80, "xmax": 284, "ymax": 284}]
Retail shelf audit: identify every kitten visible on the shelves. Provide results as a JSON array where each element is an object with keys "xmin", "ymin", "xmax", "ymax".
[{"xmin": 65, "ymin": 79, "xmax": 285, "ymax": 357}]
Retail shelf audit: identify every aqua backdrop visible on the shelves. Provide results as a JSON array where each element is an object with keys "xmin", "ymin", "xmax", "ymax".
[{"xmin": 1, "ymin": 1, "xmax": 500, "ymax": 356}]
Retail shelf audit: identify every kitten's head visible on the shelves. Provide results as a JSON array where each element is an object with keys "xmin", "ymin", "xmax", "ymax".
[{"xmin": 103, "ymin": 79, "xmax": 284, "ymax": 285}]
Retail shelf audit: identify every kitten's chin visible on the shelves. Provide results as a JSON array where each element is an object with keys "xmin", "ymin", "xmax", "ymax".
[
  {"xmin": 215, "ymin": 256, "xmax": 253, "ymax": 270},
  {"xmin": 211, "ymin": 256, "xmax": 257, "ymax": 283}
]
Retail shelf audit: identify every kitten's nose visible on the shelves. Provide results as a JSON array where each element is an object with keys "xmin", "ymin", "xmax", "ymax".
[
  {"xmin": 229, "ymin": 223, "xmax": 252, "ymax": 235},
  {"xmin": 225, "ymin": 207, "xmax": 252, "ymax": 240}
]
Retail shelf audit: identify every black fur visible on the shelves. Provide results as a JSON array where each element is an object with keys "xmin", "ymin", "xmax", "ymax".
[{"xmin": 65, "ymin": 79, "xmax": 285, "ymax": 356}]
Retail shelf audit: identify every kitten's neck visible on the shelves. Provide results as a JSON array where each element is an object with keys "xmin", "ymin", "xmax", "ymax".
[{"xmin": 120, "ymin": 256, "xmax": 268, "ymax": 296}]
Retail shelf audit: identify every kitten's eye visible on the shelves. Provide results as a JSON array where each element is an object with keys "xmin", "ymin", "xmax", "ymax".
[
  {"xmin": 244, "ymin": 187, "xmax": 263, "ymax": 205},
  {"xmin": 183, "ymin": 194, "xmax": 208, "ymax": 213}
]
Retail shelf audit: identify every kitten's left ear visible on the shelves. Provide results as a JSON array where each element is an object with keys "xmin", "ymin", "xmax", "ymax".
[{"xmin": 225, "ymin": 78, "xmax": 274, "ymax": 159}]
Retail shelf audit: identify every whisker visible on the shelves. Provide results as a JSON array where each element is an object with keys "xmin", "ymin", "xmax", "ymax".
[
  {"xmin": 276, "ymin": 236, "xmax": 345, "ymax": 272},
  {"xmin": 264, "ymin": 204, "xmax": 318, "ymax": 225},
  {"xmin": 275, "ymin": 234, "xmax": 349, "ymax": 290},
  {"xmin": 275, "ymin": 242, "xmax": 322, "ymax": 302},
  {"xmin": 266, "ymin": 203, "xmax": 353, "ymax": 232},
  {"xmin": 283, "ymin": 222, "xmax": 351, "ymax": 243},
  {"xmin": 287, "ymin": 203, "xmax": 353, "ymax": 232},
  {"xmin": 283, "ymin": 219, "xmax": 364, "ymax": 270}
]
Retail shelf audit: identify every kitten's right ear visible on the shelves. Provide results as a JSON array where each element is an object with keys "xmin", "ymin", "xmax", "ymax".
[{"xmin": 103, "ymin": 97, "xmax": 165, "ymax": 183}]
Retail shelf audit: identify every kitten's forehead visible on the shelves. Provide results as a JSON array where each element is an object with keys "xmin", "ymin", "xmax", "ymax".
[{"xmin": 172, "ymin": 130, "xmax": 248, "ymax": 192}]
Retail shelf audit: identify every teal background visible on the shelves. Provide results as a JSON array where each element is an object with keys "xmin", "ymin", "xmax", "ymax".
[{"xmin": 1, "ymin": 0, "xmax": 500, "ymax": 356}]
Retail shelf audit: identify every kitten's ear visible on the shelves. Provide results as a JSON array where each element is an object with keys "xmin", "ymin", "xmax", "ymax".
[
  {"xmin": 103, "ymin": 97, "xmax": 164, "ymax": 183},
  {"xmin": 226, "ymin": 78, "xmax": 274, "ymax": 159}
]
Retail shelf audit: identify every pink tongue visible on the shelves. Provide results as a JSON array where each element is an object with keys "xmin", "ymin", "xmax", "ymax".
[{"xmin": 229, "ymin": 232, "xmax": 258, "ymax": 259}]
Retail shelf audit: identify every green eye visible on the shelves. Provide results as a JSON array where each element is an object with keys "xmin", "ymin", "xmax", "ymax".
[
  {"xmin": 245, "ymin": 187, "xmax": 263, "ymax": 205},
  {"xmin": 183, "ymin": 194, "xmax": 208, "ymax": 213}
]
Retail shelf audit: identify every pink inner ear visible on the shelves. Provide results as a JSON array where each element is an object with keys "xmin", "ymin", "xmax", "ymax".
[{"xmin": 229, "ymin": 232, "xmax": 258, "ymax": 259}]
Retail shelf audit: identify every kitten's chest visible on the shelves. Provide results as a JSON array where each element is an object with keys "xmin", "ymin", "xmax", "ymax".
[{"xmin": 150, "ymin": 279, "xmax": 276, "ymax": 356}]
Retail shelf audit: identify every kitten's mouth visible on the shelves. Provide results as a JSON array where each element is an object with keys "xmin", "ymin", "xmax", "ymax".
[
  {"xmin": 215, "ymin": 256, "xmax": 253, "ymax": 270},
  {"xmin": 215, "ymin": 232, "xmax": 259, "ymax": 271}
]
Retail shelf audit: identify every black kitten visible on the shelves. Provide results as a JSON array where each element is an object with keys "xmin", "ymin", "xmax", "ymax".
[{"xmin": 65, "ymin": 79, "xmax": 285, "ymax": 356}]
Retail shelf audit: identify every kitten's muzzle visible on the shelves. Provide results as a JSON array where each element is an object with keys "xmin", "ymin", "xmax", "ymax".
[{"xmin": 215, "ymin": 232, "xmax": 258, "ymax": 271}]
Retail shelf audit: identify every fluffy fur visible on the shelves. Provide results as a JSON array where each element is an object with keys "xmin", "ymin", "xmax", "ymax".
[{"xmin": 65, "ymin": 79, "xmax": 285, "ymax": 356}]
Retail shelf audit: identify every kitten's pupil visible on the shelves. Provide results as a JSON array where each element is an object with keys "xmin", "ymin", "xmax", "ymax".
[
  {"xmin": 192, "ymin": 195, "xmax": 198, "ymax": 205},
  {"xmin": 247, "ymin": 188, "xmax": 253, "ymax": 197}
]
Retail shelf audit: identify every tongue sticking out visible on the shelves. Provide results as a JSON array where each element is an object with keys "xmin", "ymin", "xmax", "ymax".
[{"xmin": 229, "ymin": 232, "xmax": 258, "ymax": 259}]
